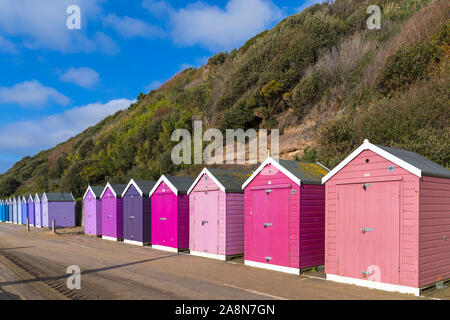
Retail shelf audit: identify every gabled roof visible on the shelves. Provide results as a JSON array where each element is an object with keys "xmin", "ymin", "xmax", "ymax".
[
  {"xmin": 43, "ymin": 193, "xmax": 75, "ymax": 202},
  {"xmin": 188, "ymin": 168, "xmax": 253, "ymax": 195},
  {"xmin": 149, "ymin": 175, "xmax": 195, "ymax": 197},
  {"xmin": 322, "ymin": 139, "xmax": 450, "ymax": 184},
  {"xmin": 21, "ymin": 196, "xmax": 27, "ymax": 203},
  {"xmin": 34, "ymin": 193, "xmax": 43, "ymax": 202},
  {"xmin": 28, "ymin": 194, "xmax": 34, "ymax": 202},
  {"xmin": 100, "ymin": 183, "xmax": 127, "ymax": 199},
  {"xmin": 242, "ymin": 157, "xmax": 330, "ymax": 189},
  {"xmin": 83, "ymin": 185, "xmax": 104, "ymax": 200},
  {"xmin": 122, "ymin": 179, "xmax": 157, "ymax": 197}
]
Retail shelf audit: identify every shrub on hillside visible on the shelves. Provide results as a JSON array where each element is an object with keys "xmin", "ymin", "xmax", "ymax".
[{"xmin": 377, "ymin": 40, "xmax": 442, "ymax": 93}]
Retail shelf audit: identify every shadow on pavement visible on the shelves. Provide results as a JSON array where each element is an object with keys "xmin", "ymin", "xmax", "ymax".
[
  {"xmin": 0, "ymin": 253, "xmax": 179, "ymax": 288},
  {"xmin": 0, "ymin": 246, "xmax": 34, "ymax": 251},
  {"xmin": 0, "ymin": 286, "xmax": 21, "ymax": 300}
]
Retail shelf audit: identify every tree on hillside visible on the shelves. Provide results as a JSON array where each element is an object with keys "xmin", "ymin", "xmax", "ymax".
[{"xmin": 0, "ymin": 177, "xmax": 20, "ymax": 197}]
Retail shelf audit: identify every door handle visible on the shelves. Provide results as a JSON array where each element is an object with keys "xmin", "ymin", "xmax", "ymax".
[
  {"xmin": 202, "ymin": 220, "xmax": 208, "ymax": 226},
  {"xmin": 264, "ymin": 223, "xmax": 273, "ymax": 228},
  {"xmin": 160, "ymin": 217, "xmax": 167, "ymax": 221},
  {"xmin": 361, "ymin": 270, "xmax": 373, "ymax": 278},
  {"xmin": 265, "ymin": 257, "xmax": 273, "ymax": 262},
  {"xmin": 107, "ymin": 215, "xmax": 112, "ymax": 218},
  {"xmin": 361, "ymin": 227, "xmax": 374, "ymax": 234},
  {"xmin": 129, "ymin": 216, "xmax": 135, "ymax": 219}
]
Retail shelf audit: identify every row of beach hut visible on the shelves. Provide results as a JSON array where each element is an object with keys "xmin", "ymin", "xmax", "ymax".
[
  {"xmin": 0, "ymin": 193, "xmax": 75, "ymax": 227},
  {"xmin": 1, "ymin": 140, "xmax": 449, "ymax": 296},
  {"xmin": 80, "ymin": 140, "xmax": 450, "ymax": 296}
]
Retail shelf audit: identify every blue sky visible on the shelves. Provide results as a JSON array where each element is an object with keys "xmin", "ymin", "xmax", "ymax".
[{"xmin": 0, "ymin": 0, "xmax": 322, "ymax": 173}]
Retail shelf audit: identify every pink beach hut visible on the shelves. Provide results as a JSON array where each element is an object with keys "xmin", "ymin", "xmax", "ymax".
[
  {"xmin": 149, "ymin": 175, "xmax": 195, "ymax": 253},
  {"xmin": 322, "ymin": 139, "xmax": 450, "ymax": 296},
  {"xmin": 101, "ymin": 183, "xmax": 127, "ymax": 241},
  {"xmin": 242, "ymin": 157, "xmax": 329, "ymax": 274},
  {"xmin": 83, "ymin": 185, "xmax": 104, "ymax": 236},
  {"xmin": 187, "ymin": 168, "xmax": 251, "ymax": 261}
]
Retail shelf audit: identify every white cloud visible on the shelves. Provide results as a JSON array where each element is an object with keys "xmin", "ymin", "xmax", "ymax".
[
  {"xmin": 144, "ymin": 0, "xmax": 282, "ymax": 51},
  {"xmin": 0, "ymin": 34, "xmax": 18, "ymax": 54},
  {"xmin": 144, "ymin": 80, "xmax": 163, "ymax": 92},
  {"xmin": 60, "ymin": 67, "xmax": 100, "ymax": 88},
  {"xmin": 295, "ymin": 0, "xmax": 328, "ymax": 13},
  {"xmin": 179, "ymin": 63, "xmax": 196, "ymax": 71},
  {"xmin": 0, "ymin": 80, "xmax": 70, "ymax": 107},
  {"xmin": 142, "ymin": 0, "xmax": 173, "ymax": 18},
  {"xmin": 0, "ymin": 0, "xmax": 119, "ymax": 55},
  {"xmin": 103, "ymin": 13, "xmax": 166, "ymax": 39},
  {"xmin": 0, "ymin": 98, "xmax": 134, "ymax": 153}
]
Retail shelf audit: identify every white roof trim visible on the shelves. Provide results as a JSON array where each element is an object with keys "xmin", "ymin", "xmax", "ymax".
[
  {"xmin": 34, "ymin": 193, "xmax": 41, "ymax": 202},
  {"xmin": 100, "ymin": 182, "xmax": 119, "ymax": 199},
  {"xmin": 83, "ymin": 185, "xmax": 95, "ymax": 200},
  {"xmin": 187, "ymin": 168, "xmax": 226, "ymax": 195},
  {"xmin": 242, "ymin": 157, "xmax": 301, "ymax": 190},
  {"xmin": 316, "ymin": 162, "xmax": 330, "ymax": 171},
  {"xmin": 122, "ymin": 179, "xmax": 145, "ymax": 197},
  {"xmin": 149, "ymin": 175, "xmax": 178, "ymax": 197},
  {"xmin": 28, "ymin": 194, "xmax": 34, "ymax": 202},
  {"xmin": 322, "ymin": 139, "xmax": 422, "ymax": 184}
]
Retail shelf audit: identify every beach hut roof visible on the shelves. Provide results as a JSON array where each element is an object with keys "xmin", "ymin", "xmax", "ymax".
[
  {"xmin": 83, "ymin": 185, "xmax": 104, "ymax": 200},
  {"xmin": 242, "ymin": 157, "xmax": 329, "ymax": 189},
  {"xmin": 122, "ymin": 179, "xmax": 157, "ymax": 197},
  {"xmin": 188, "ymin": 168, "xmax": 253, "ymax": 195},
  {"xmin": 149, "ymin": 175, "xmax": 195, "ymax": 197},
  {"xmin": 322, "ymin": 139, "xmax": 450, "ymax": 184},
  {"xmin": 100, "ymin": 183, "xmax": 127, "ymax": 198},
  {"xmin": 43, "ymin": 193, "xmax": 75, "ymax": 202}
]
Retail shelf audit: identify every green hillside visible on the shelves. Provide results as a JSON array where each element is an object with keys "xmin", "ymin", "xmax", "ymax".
[{"xmin": 0, "ymin": 0, "xmax": 448, "ymax": 199}]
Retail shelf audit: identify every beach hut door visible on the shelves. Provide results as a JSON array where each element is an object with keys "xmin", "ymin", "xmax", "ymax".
[
  {"xmin": 193, "ymin": 191, "xmax": 219, "ymax": 254},
  {"xmin": 252, "ymin": 187, "xmax": 289, "ymax": 266},
  {"xmin": 337, "ymin": 181, "xmax": 400, "ymax": 284}
]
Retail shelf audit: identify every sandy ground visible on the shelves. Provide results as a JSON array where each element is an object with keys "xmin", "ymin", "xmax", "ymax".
[{"xmin": 0, "ymin": 223, "xmax": 447, "ymax": 300}]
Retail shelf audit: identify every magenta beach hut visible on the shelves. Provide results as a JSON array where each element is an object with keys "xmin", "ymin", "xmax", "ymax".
[
  {"xmin": 28, "ymin": 195, "xmax": 35, "ymax": 226},
  {"xmin": 83, "ymin": 185, "xmax": 104, "ymax": 236},
  {"xmin": 34, "ymin": 193, "xmax": 43, "ymax": 228},
  {"xmin": 322, "ymin": 139, "xmax": 450, "ymax": 296},
  {"xmin": 242, "ymin": 157, "xmax": 329, "ymax": 274},
  {"xmin": 187, "ymin": 168, "xmax": 251, "ymax": 261},
  {"xmin": 122, "ymin": 179, "xmax": 156, "ymax": 246},
  {"xmin": 42, "ymin": 193, "xmax": 75, "ymax": 227},
  {"xmin": 149, "ymin": 175, "xmax": 195, "ymax": 253},
  {"xmin": 101, "ymin": 183, "xmax": 127, "ymax": 241}
]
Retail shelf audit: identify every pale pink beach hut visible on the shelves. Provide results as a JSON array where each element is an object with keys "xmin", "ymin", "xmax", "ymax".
[
  {"xmin": 187, "ymin": 168, "xmax": 251, "ymax": 261},
  {"xmin": 322, "ymin": 139, "xmax": 450, "ymax": 296}
]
